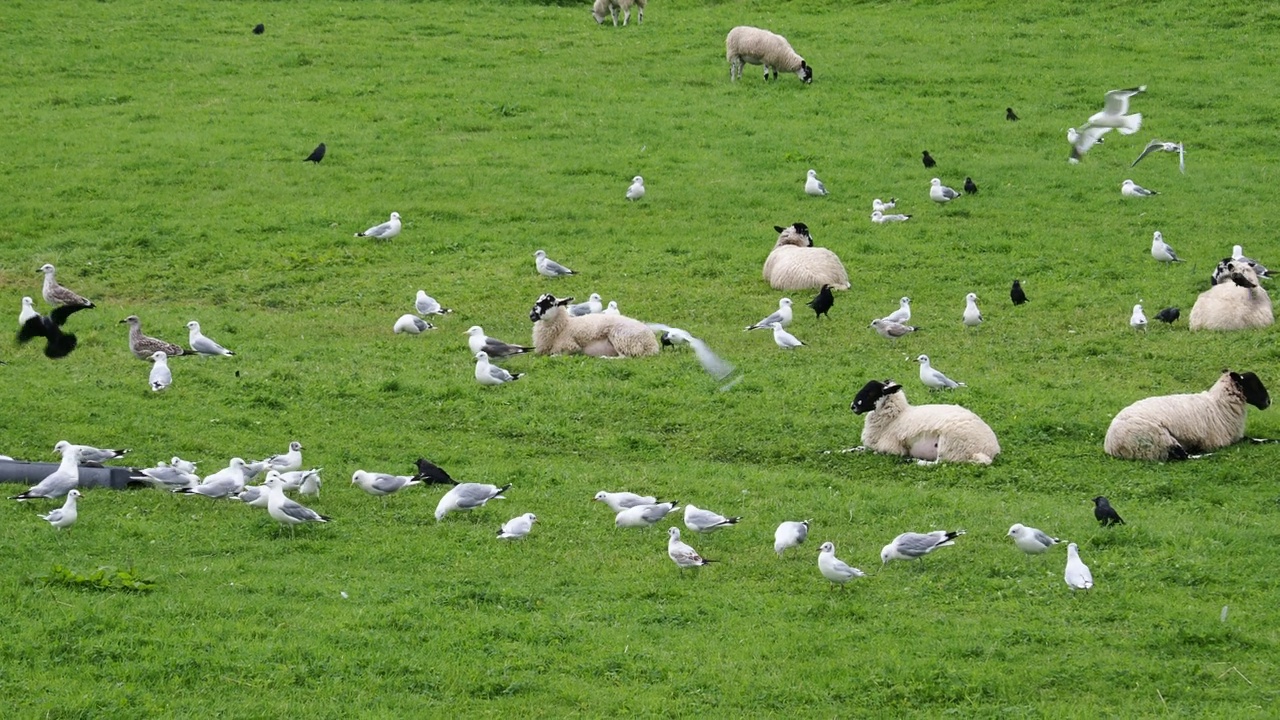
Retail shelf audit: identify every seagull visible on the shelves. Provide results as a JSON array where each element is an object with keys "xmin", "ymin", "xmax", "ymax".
[
  {"xmin": 131, "ymin": 462, "xmax": 199, "ymax": 491},
  {"xmin": 1092, "ymin": 496, "xmax": 1125, "ymax": 526},
  {"xmin": 18, "ymin": 296, "xmax": 38, "ymax": 327},
  {"xmin": 644, "ymin": 324, "xmax": 735, "ymax": 380},
  {"xmin": 414, "ymin": 291, "xmax": 453, "ymax": 316},
  {"xmin": 1130, "ymin": 303, "xmax": 1147, "ymax": 332},
  {"xmin": 870, "ymin": 318, "xmax": 920, "ymax": 339},
  {"xmin": 475, "ymin": 351, "xmax": 524, "ymax": 386},
  {"xmin": 534, "ymin": 249, "xmax": 575, "ymax": 277},
  {"xmin": 569, "ymin": 293, "xmax": 604, "ymax": 317},
  {"xmin": 1007, "ymin": 523, "xmax": 1062, "ymax": 555},
  {"xmin": 1151, "ymin": 231, "xmax": 1182, "ymax": 263},
  {"xmin": 497, "ymin": 513, "xmax": 537, "ymax": 540},
  {"xmin": 351, "ymin": 470, "xmax": 422, "ymax": 498},
  {"xmin": 921, "ymin": 150, "xmax": 937, "ymax": 168},
  {"xmin": 120, "ymin": 316, "xmax": 185, "ymax": 359},
  {"xmin": 263, "ymin": 442, "xmax": 304, "ymax": 473},
  {"xmin": 435, "ymin": 482, "xmax": 511, "ymax": 520},
  {"xmin": 1064, "ymin": 543, "xmax": 1094, "ymax": 590},
  {"xmin": 149, "ymin": 351, "xmax": 173, "ymax": 391},
  {"xmin": 805, "ymin": 169, "xmax": 828, "ymax": 196},
  {"xmin": 413, "ymin": 457, "xmax": 457, "ymax": 485},
  {"xmin": 1006, "ymin": 107, "xmax": 1020, "ymax": 121},
  {"xmin": 72, "ymin": 444, "xmax": 129, "ymax": 464},
  {"xmin": 170, "ymin": 457, "xmax": 198, "ymax": 474},
  {"xmin": 17, "ymin": 304, "xmax": 80, "ymax": 358},
  {"xmin": 917, "ymin": 354, "xmax": 965, "ymax": 390},
  {"xmin": 303, "ymin": 142, "xmax": 326, "ymax": 163},
  {"xmin": 39, "ymin": 489, "xmax": 81, "ymax": 530},
  {"xmin": 818, "ymin": 541, "xmax": 866, "ymax": 587},
  {"xmin": 39, "ymin": 264, "xmax": 95, "ymax": 309},
  {"xmin": 880, "ymin": 530, "xmax": 965, "ymax": 565},
  {"xmin": 615, "ymin": 502, "xmax": 679, "ymax": 528},
  {"xmin": 265, "ymin": 473, "xmax": 330, "ymax": 535},
  {"xmin": 10, "ymin": 442, "xmax": 80, "ymax": 500},
  {"xmin": 1069, "ymin": 85, "xmax": 1146, "ymax": 161},
  {"xmin": 774, "ymin": 520, "xmax": 810, "ymax": 556},
  {"xmin": 963, "ymin": 292, "xmax": 983, "ymax": 327},
  {"xmin": 872, "ymin": 198, "xmax": 897, "ymax": 212},
  {"xmin": 603, "ymin": 301, "xmax": 620, "ymax": 315},
  {"xmin": 1154, "ymin": 307, "xmax": 1180, "ymax": 324},
  {"xmin": 1121, "ymin": 179, "xmax": 1158, "ymax": 197},
  {"xmin": 231, "ymin": 484, "xmax": 269, "ymax": 508},
  {"xmin": 253, "ymin": 23, "xmax": 265, "ymax": 35},
  {"xmin": 745, "ymin": 298, "xmax": 793, "ymax": 330},
  {"xmin": 465, "ymin": 326, "xmax": 532, "ymax": 358},
  {"xmin": 929, "ymin": 178, "xmax": 961, "ymax": 203},
  {"xmin": 393, "ymin": 314, "xmax": 434, "ymax": 334},
  {"xmin": 626, "ymin": 176, "xmax": 645, "ymax": 201},
  {"xmin": 871, "ymin": 210, "xmax": 912, "ymax": 223},
  {"xmin": 883, "ymin": 297, "xmax": 911, "ymax": 324},
  {"xmin": 1131, "ymin": 140, "xmax": 1185, "ymax": 173},
  {"xmin": 683, "ymin": 503, "xmax": 741, "ymax": 533},
  {"xmin": 186, "ymin": 321, "xmax": 235, "ymax": 357},
  {"xmin": 1011, "ymin": 280, "xmax": 1028, "ymax": 305},
  {"xmin": 770, "ymin": 321, "xmax": 805, "ymax": 349},
  {"xmin": 354, "ymin": 212, "xmax": 401, "ymax": 240},
  {"xmin": 1232, "ymin": 245, "xmax": 1271, "ymax": 278},
  {"xmin": 298, "ymin": 470, "xmax": 322, "ymax": 497},
  {"xmin": 807, "ymin": 285, "xmax": 834, "ymax": 318},
  {"xmin": 964, "ymin": 177, "xmax": 979, "ymax": 195},
  {"xmin": 175, "ymin": 458, "xmax": 249, "ymax": 499},
  {"xmin": 594, "ymin": 490, "xmax": 660, "ymax": 512},
  {"xmin": 667, "ymin": 527, "xmax": 715, "ymax": 571}
]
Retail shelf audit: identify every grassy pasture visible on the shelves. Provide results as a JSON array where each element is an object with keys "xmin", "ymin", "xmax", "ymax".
[{"xmin": 2, "ymin": 0, "xmax": 1280, "ymax": 716}]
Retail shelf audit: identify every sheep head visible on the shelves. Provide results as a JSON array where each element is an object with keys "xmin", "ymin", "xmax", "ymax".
[
  {"xmin": 799, "ymin": 61, "xmax": 813, "ymax": 84},
  {"xmin": 850, "ymin": 379, "xmax": 903, "ymax": 415},
  {"xmin": 1228, "ymin": 370, "xmax": 1270, "ymax": 410},
  {"xmin": 530, "ymin": 294, "xmax": 573, "ymax": 322},
  {"xmin": 772, "ymin": 222, "xmax": 813, "ymax": 248}
]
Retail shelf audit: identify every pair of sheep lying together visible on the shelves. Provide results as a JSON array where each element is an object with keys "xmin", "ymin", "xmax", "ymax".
[{"xmin": 848, "ymin": 370, "xmax": 1270, "ymax": 465}]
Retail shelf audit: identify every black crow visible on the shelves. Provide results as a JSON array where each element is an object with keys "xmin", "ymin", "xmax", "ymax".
[
  {"xmin": 964, "ymin": 176, "xmax": 979, "ymax": 194},
  {"xmin": 413, "ymin": 457, "xmax": 457, "ymax": 485},
  {"xmin": 1155, "ymin": 307, "xmax": 1180, "ymax": 323},
  {"xmin": 1010, "ymin": 279, "xmax": 1028, "ymax": 305},
  {"xmin": 17, "ymin": 305, "xmax": 85, "ymax": 359},
  {"xmin": 1006, "ymin": 107, "xmax": 1019, "ymax": 121},
  {"xmin": 253, "ymin": 23, "xmax": 265, "ymax": 35},
  {"xmin": 1092, "ymin": 496, "xmax": 1125, "ymax": 526},
  {"xmin": 807, "ymin": 284, "xmax": 834, "ymax": 319},
  {"xmin": 304, "ymin": 142, "xmax": 326, "ymax": 163},
  {"xmin": 921, "ymin": 150, "xmax": 936, "ymax": 168}
]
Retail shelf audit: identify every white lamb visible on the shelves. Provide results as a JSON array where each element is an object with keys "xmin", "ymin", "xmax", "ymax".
[
  {"xmin": 593, "ymin": 0, "xmax": 644, "ymax": 27},
  {"xmin": 1103, "ymin": 370, "xmax": 1270, "ymax": 461},
  {"xmin": 726, "ymin": 26, "xmax": 813, "ymax": 84},
  {"xmin": 762, "ymin": 223, "xmax": 850, "ymax": 291},
  {"xmin": 850, "ymin": 380, "xmax": 1000, "ymax": 465},
  {"xmin": 1189, "ymin": 262, "xmax": 1274, "ymax": 331},
  {"xmin": 529, "ymin": 294, "xmax": 659, "ymax": 358}
]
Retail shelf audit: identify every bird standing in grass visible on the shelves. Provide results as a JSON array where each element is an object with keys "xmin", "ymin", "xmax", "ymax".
[
  {"xmin": 1007, "ymin": 523, "xmax": 1061, "ymax": 555},
  {"xmin": 930, "ymin": 178, "xmax": 961, "ymax": 204},
  {"xmin": 805, "ymin": 169, "xmax": 828, "ymax": 196},
  {"xmin": 667, "ymin": 527, "xmax": 715, "ymax": 572},
  {"xmin": 884, "ymin": 297, "xmax": 911, "ymax": 324},
  {"xmin": 746, "ymin": 298, "xmax": 793, "ymax": 330},
  {"xmin": 39, "ymin": 489, "xmax": 81, "ymax": 530},
  {"xmin": 265, "ymin": 473, "xmax": 330, "ymax": 536},
  {"xmin": 818, "ymin": 541, "xmax": 865, "ymax": 587},
  {"xmin": 1150, "ymin": 231, "xmax": 1182, "ymax": 263},
  {"xmin": 1006, "ymin": 107, "xmax": 1019, "ymax": 121},
  {"xmin": 187, "ymin": 321, "xmax": 235, "ymax": 357},
  {"xmin": 1154, "ymin": 307, "xmax": 1180, "ymax": 324},
  {"xmin": 1130, "ymin": 304, "xmax": 1147, "ymax": 332},
  {"xmin": 683, "ymin": 504, "xmax": 741, "ymax": 533},
  {"xmin": 39, "ymin": 264, "xmax": 95, "ymax": 311},
  {"xmin": 534, "ymin": 250, "xmax": 575, "ymax": 277},
  {"xmin": 148, "ymin": 351, "xmax": 172, "ymax": 392},
  {"xmin": 497, "ymin": 513, "xmax": 537, "ymax": 540},
  {"xmin": 922, "ymin": 150, "xmax": 936, "ymax": 168},
  {"xmin": 1121, "ymin": 179, "xmax": 1158, "ymax": 197},
  {"xmin": 870, "ymin": 318, "xmax": 919, "ymax": 340},
  {"xmin": 121, "ymin": 315, "xmax": 185, "ymax": 359},
  {"xmin": 1093, "ymin": 496, "xmax": 1125, "ymax": 526},
  {"xmin": 807, "ymin": 285, "xmax": 834, "ymax": 318},
  {"xmin": 917, "ymin": 354, "xmax": 965, "ymax": 390},
  {"xmin": 435, "ymin": 482, "xmax": 511, "ymax": 521},
  {"xmin": 1065, "ymin": 543, "xmax": 1094, "ymax": 590},
  {"xmin": 774, "ymin": 520, "xmax": 810, "ymax": 556},
  {"xmin": 963, "ymin": 293, "xmax": 983, "ymax": 327},
  {"xmin": 474, "ymin": 351, "xmax": 523, "ymax": 386},
  {"xmin": 964, "ymin": 177, "xmax": 979, "ymax": 195},
  {"xmin": 304, "ymin": 143, "xmax": 326, "ymax": 163},
  {"xmin": 1011, "ymin": 280, "xmax": 1028, "ymax": 305},
  {"xmin": 253, "ymin": 23, "xmax": 265, "ymax": 34},
  {"xmin": 626, "ymin": 176, "xmax": 645, "ymax": 201},
  {"xmin": 770, "ymin": 322, "xmax": 805, "ymax": 349},
  {"xmin": 355, "ymin": 212, "xmax": 401, "ymax": 240}
]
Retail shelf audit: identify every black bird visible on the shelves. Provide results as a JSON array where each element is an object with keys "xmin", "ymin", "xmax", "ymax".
[
  {"xmin": 1155, "ymin": 307, "xmax": 1180, "ymax": 324},
  {"xmin": 17, "ymin": 305, "xmax": 85, "ymax": 359},
  {"xmin": 1006, "ymin": 107, "xmax": 1019, "ymax": 121},
  {"xmin": 304, "ymin": 143, "xmax": 326, "ymax": 164},
  {"xmin": 1010, "ymin": 279, "xmax": 1028, "ymax": 305},
  {"xmin": 921, "ymin": 150, "xmax": 936, "ymax": 168},
  {"xmin": 807, "ymin": 284, "xmax": 835, "ymax": 319},
  {"xmin": 413, "ymin": 457, "xmax": 457, "ymax": 485},
  {"xmin": 1092, "ymin": 496, "xmax": 1125, "ymax": 526},
  {"xmin": 964, "ymin": 176, "xmax": 979, "ymax": 195},
  {"xmin": 253, "ymin": 23, "xmax": 265, "ymax": 35}
]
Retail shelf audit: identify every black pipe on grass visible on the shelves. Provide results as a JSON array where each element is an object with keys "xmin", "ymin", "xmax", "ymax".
[{"xmin": 0, "ymin": 460, "xmax": 140, "ymax": 490}]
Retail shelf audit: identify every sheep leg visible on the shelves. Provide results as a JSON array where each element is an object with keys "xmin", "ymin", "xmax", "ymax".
[{"xmin": 622, "ymin": 7, "xmax": 629, "ymax": 25}]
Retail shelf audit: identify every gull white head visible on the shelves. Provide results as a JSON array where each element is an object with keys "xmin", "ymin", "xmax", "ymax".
[
  {"xmin": 780, "ymin": 298, "xmax": 792, "ymax": 308},
  {"xmin": 917, "ymin": 354, "xmax": 930, "ymax": 365},
  {"xmin": 930, "ymin": 178, "xmax": 941, "ymax": 187},
  {"xmin": 1007, "ymin": 523, "xmax": 1025, "ymax": 536},
  {"xmin": 475, "ymin": 351, "xmax": 490, "ymax": 362},
  {"xmin": 966, "ymin": 292, "xmax": 978, "ymax": 302},
  {"xmin": 186, "ymin": 320, "xmax": 201, "ymax": 332},
  {"xmin": 150, "ymin": 350, "xmax": 168, "ymax": 362},
  {"xmin": 39, "ymin": 263, "xmax": 55, "ymax": 274},
  {"xmin": 632, "ymin": 176, "xmax": 643, "ymax": 184},
  {"xmin": 668, "ymin": 527, "xmax": 682, "ymax": 541},
  {"xmin": 465, "ymin": 325, "xmax": 484, "ymax": 336},
  {"xmin": 534, "ymin": 250, "xmax": 546, "ymax": 260},
  {"xmin": 390, "ymin": 212, "xmax": 401, "ymax": 220}
]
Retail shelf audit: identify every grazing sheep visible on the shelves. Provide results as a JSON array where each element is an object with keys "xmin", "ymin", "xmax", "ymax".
[
  {"xmin": 529, "ymin": 294, "xmax": 659, "ymax": 358},
  {"xmin": 762, "ymin": 223, "xmax": 850, "ymax": 291},
  {"xmin": 850, "ymin": 380, "xmax": 1000, "ymax": 465},
  {"xmin": 1190, "ymin": 262, "xmax": 1274, "ymax": 331},
  {"xmin": 726, "ymin": 26, "xmax": 813, "ymax": 84},
  {"xmin": 1103, "ymin": 370, "xmax": 1270, "ymax": 461},
  {"xmin": 593, "ymin": 0, "xmax": 644, "ymax": 26}
]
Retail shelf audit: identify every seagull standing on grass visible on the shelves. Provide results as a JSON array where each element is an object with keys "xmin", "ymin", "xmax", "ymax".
[
  {"xmin": 774, "ymin": 520, "xmax": 810, "ymax": 556},
  {"xmin": 1130, "ymin": 304, "xmax": 1147, "ymax": 332},
  {"xmin": 39, "ymin": 264, "xmax": 95, "ymax": 310},
  {"xmin": 534, "ymin": 250, "xmax": 576, "ymax": 277},
  {"xmin": 10, "ymin": 442, "xmax": 81, "ymax": 501},
  {"xmin": 176, "ymin": 458, "xmax": 249, "ymax": 499},
  {"xmin": 615, "ymin": 502, "xmax": 680, "ymax": 528},
  {"xmin": 72, "ymin": 444, "xmax": 129, "ymax": 464},
  {"xmin": 594, "ymin": 490, "xmax": 660, "ymax": 512},
  {"xmin": 1007, "ymin": 523, "xmax": 1062, "ymax": 555},
  {"xmin": 880, "ymin": 530, "xmax": 965, "ymax": 565},
  {"xmin": 929, "ymin": 178, "xmax": 961, "ymax": 203},
  {"xmin": 187, "ymin": 321, "xmax": 235, "ymax": 357},
  {"xmin": 121, "ymin": 316, "xmax": 185, "ymax": 359},
  {"xmin": 354, "ymin": 212, "xmax": 401, "ymax": 240},
  {"xmin": 1121, "ymin": 179, "xmax": 1159, "ymax": 197},
  {"xmin": 393, "ymin": 314, "xmax": 434, "ymax": 334},
  {"xmin": 263, "ymin": 442, "xmax": 304, "ymax": 474},
  {"xmin": 626, "ymin": 176, "xmax": 645, "ymax": 201},
  {"xmin": 1069, "ymin": 85, "xmax": 1146, "ymax": 161},
  {"xmin": 131, "ymin": 463, "xmax": 199, "ymax": 491},
  {"xmin": 963, "ymin": 293, "xmax": 983, "ymax": 327},
  {"xmin": 745, "ymin": 298, "xmax": 793, "ymax": 330},
  {"xmin": 265, "ymin": 473, "xmax": 330, "ymax": 536},
  {"xmin": 818, "ymin": 542, "xmax": 866, "ymax": 587},
  {"xmin": 466, "ymin": 326, "xmax": 532, "ymax": 358},
  {"xmin": 415, "ymin": 291, "xmax": 453, "ymax": 316},
  {"xmin": 872, "ymin": 210, "xmax": 912, "ymax": 223},
  {"xmin": 39, "ymin": 489, "xmax": 81, "ymax": 530},
  {"xmin": 870, "ymin": 318, "xmax": 920, "ymax": 340},
  {"xmin": 1232, "ymin": 245, "xmax": 1271, "ymax": 278},
  {"xmin": 1151, "ymin": 231, "xmax": 1183, "ymax": 263},
  {"xmin": 805, "ymin": 169, "xmax": 828, "ymax": 196},
  {"xmin": 148, "ymin": 351, "xmax": 172, "ymax": 391},
  {"xmin": 497, "ymin": 513, "xmax": 537, "ymax": 540},
  {"xmin": 683, "ymin": 504, "xmax": 742, "ymax": 533},
  {"xmin": 1131, "ymin": 140, "xmax": 1185, "ymax": 173},
  {"xmin": 435, "ymin": 482, "xmax": 511, "ymax": 521},
  {"xmin": 475, "ymin": 351, "xmax": 524, "ymax": 385},
  {"xmin": 667, "ymin": 527, "xmax": 715, "ymax": 571},
  {"xmin": 917, "ymin": 355, "xmax": 965, "ymax": 390},
  {"xmin": 1065, "ymin": 543, "xmax": 1094, "ymax": 590},
  {"xmin": 351, "ymin": 470, "xmax": 422, "ymax": 498},
  {"xmin": 770, "ymin": 322, "xmax": 805, "ymax": 349},
  {"xmin": 884, "ymin": 297, "xmax": 911, "ymax": 324}
]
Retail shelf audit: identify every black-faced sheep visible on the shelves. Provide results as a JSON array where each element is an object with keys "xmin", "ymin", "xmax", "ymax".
[
  {"xmin": 1192, "ymin": 261, "xmax": 1273, "ymax": 330},
  {"xmin": 762, "ymin": 223, "xmax": 851, "ymax": 291},
  {"xmin": 1103, "ymin": 370, "xmax": 1270, "ymax": 461},
  {"xmin": 529, "ymin": 294, "xmax": 659, "ymax": 358},
  {"xmin": 725, "ymin": 26, "xmax": 812, "ymax": 84},
  {"xmin": 850, "ymin": 380, "xmax": 1000, "ymax": 465}
]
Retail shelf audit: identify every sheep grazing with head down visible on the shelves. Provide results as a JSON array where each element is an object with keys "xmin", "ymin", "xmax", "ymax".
[
  {"xmin": 726, "ymin": 26, "xmax": 813, "ymax": 84},
  {"xmin": 1103, "ymin": 370, "xmax": 1270, "ymax": 461},
  {"xmin": 850, "ymin": 380, "xmax": 1001, "ymax": 465},
  {"xmin": 592, "ymin": 0, "xmax": 645, "ymax": 26},
  {"xmin": 1190, "ymin": 261, "xmax": 1274, "ymax": 331},
  {"xmin": 529, "ymin": 294, "xmax": 659, "ymax": 358},
  {"xmin": 763, "ymin": 223, "xmax": 851, "ymax": 292}
]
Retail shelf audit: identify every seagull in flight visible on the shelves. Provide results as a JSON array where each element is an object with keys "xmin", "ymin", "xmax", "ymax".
[
  {"xmin": 1069, "ymin": 85, "xmax": 1146, "ymax": 161},
  {"xmin": 1131, "ymin": 140, "xmax": 1185, "ymax": 173}
]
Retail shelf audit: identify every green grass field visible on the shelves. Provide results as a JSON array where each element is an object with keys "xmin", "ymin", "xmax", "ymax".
[{"xmin": 3, "ymin": 0, "xmax": 1280, "ymax": 716}]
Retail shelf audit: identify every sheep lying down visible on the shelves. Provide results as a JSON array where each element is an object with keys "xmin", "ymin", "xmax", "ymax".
[
  {"xmin": 849, "ymin": 379, "xmax": 1000, "ymax": 465},
  {"xmin": 529, "ymin": 294, "xmax": 660, "ymax": 358},
  {"xmin": 1104, "ymin": 369, "xmax": 1270, "ymax": 460}
]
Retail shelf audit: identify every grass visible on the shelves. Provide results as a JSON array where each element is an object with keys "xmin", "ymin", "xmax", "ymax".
[{"xmin": 3, "ymin": 0, "xmax": 1280, "ymax": 716}]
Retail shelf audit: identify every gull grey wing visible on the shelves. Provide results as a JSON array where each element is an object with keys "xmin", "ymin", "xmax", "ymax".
[
  {"xmin": 192, "ymin": 336, "xmax": 229, "ymax": 354},
  {"xmin": 543, "ymin": 259, "xmax": 574, "ymax": 275},
  {"xmin": 454, "ymin": 484, "xmax": 501, "ymax": 509},
  {"xmin": 280, "ymin": 498, "xmax": 326, "ymax": 522},
  {"xmin": 487, "ymin": 365, "xmax": 515, "ymax": 383},
  {"xmin": 370, "ymin": 474, "xmax": 409, "ymax": 494},
  {"xmin": 1032, "ymin": 529, "xmax": 1057, "ymax": 547},
  {"xmin": 482, "ymin": 339, "xmax": 527, "ymax": 357},
  {"xmin": 366, "ymin": 221, "xmax": 394, "ymax": 237},
  {"xmin": 686, "ymin": 337, "xmax": 735, "ymax": 380},
  {"xmin": 1130, "ymin": 140, "xmax": 1163, "ymax": 168},
  {"xmin": 894, "ymin": 533, "xmax": 940, "ymax": 557},
  {"xmin": 1103, "ymin": 86, "xmax": 1145, "ymax": 114}
]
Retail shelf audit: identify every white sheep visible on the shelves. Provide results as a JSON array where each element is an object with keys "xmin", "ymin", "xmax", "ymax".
[
  {"xmin": 529, "ymin": 294, "xmax": 659, "ymax": 358},
  {"xmin": 762, "ymin": 223, "xmax": 850, "ymax": 291},
  {"xmin": 593, "ymin": 0, "xmax": 644, "ymax": 27},
  {"xmin": 850, "ymin": 380, "xmax": 1001, "ymax": 465},
  {"xmin": 726, "ymin": 26, "xmax": 813, "ymax": 84},
  {"xmin": 1103, "ymin": 370, "xmax": 1270, "ymax": 461},
  {"xmin": 1190, "ymin": 262, "xmax": 1274, "ymax": 331}
]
